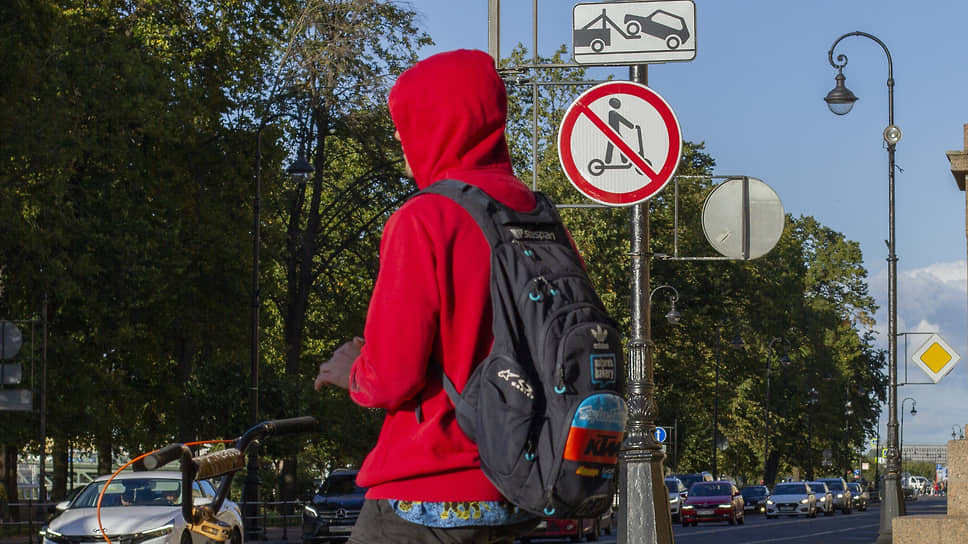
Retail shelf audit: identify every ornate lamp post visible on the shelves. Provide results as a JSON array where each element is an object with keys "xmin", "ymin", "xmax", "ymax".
[
  {"xmin": 953, "ymin": 425, "xmax": 965, "ymax": 441},
  {"xmin": 824, "ymin": 31, "xmax": 902, "ymax": 543},
  {"xmin": 764, "ymin": 337, "xmax": 792, "ymax": 485}
]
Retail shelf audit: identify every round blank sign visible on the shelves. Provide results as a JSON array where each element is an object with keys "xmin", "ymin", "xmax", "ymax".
[{"xmin": 701, "ymin": 177, "xmax": 785, "ymax": 260}]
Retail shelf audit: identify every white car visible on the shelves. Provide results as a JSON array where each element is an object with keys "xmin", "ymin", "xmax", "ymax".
[
  {"xmin": 765, "ymin": 481, "xmax": 817, "ymax": 518},
  {"xmin": 808, "ymin": 481, "xmax": 835, "ymax": 516},
  {"xmin": 41, "ymin": 471, "xmax": 243, "ymax": 544}
]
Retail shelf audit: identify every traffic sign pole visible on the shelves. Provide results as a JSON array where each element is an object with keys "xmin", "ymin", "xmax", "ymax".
[{"xmin": 616, "ymin": 63, "xmax": 674, "ymax": 544}]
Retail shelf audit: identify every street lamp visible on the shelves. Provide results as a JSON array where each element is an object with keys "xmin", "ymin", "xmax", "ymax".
[
  {"xmin": 244, "ymin": 124, "xmax": 314, "ymax": 540},
  {"xmin": 764, "ymin": 337, "xmax": 792, "ymax": 486},
  {"xmin": 648, "ymin": 285, "xmax": 681, "ymax": 326},
  {"xmin": 825, "ymin": 31, "xmax": 902, "ymax": 544},
  {"xmin": 712, "ymin": 324, "xmax": 743, "ymax": 478},
  {"xmin": 899, "ymin": 397, "xmax": 917, "ymax": 473}
]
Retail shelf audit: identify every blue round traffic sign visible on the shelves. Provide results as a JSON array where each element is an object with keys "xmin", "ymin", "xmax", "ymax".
[{"xmin": 654, "ymin": 427, "xmax": 667, "ymax": 443}]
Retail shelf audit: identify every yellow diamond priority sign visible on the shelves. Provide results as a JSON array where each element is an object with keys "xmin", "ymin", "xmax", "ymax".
[{"xmin": 911, "ymin": 333, "xmax": 960, "ymax": 383}]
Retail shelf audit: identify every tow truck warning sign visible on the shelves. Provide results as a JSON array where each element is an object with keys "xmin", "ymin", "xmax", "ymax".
[{"xmin": 573, "ymin": 1, "xmax": 696, "ymax": 65}]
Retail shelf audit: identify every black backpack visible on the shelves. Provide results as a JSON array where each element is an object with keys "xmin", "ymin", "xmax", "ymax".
[{"xmin": 419, "ymin": 179, "xmax": 627, "ymax": 518}]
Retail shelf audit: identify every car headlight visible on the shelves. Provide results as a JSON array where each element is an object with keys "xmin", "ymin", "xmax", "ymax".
[
  {"xmin": 40, "ymin": 527, "xmax": 65, "ymax": 543},
  {"xmin": 836, "ymin": 493, "xmax": 844, "ymax": 498},
  {"xmin": 670, "ymin": 497, "xmax": 679, "ymax": 504},
  {"xmin": 718, "ymin": 504, "xmax": 732, "ymax": 509},
  {"xmin": 304, "ymin": 505, "xmax": 319, "ymax": 518},
  {"xmin": 800, "ymin": 498, "xmax": 809, "ymax": 504},
  {"xmin": 766, "ymin": 499, "xmax": 774, "ymax": 505},
  {"xmin": 682, "ymin": 505, "xmax": 694, "ymax": 510},
  {"xmin": 134, "ymin": 522, "xmax": 174, "ymax": 540}
]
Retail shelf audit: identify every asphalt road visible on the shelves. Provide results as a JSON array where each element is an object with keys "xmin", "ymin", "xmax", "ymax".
[{"xmin": 520, "ymin": 496, "xmax": 948, "ymax": 544}]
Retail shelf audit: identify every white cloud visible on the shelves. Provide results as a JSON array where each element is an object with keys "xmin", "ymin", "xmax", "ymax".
[{"xmin": 868, "ymin": 261, "xmax": 968, "ymax": 446}]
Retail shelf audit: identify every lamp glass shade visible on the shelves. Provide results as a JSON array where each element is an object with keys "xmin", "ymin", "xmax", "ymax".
[
  {"xmin": 824, "ymin": 72, "xmax": 858, "ymax": 115},
  {"xmin": 286, "ymin": 156, "xmax": 315, "ymax": 183}
]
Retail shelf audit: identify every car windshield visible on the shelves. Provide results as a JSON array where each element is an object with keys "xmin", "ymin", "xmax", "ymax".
[
  {"xmin": 690, "ymin": 484, "xmax": 731, "ymax": 497},
  {"xmin": 319, "ymin": 474, "xmax": 365, "ymax": 495},
  {"xmin": 823, "ymin": 480, "xmax": 844, "ymax": 491},
  {"xmin": 773, "ymin": 483, "xmax": 806, "ymax": 495},
  {"xmin": 71, "ymin": 478, "xmax": 182, "ymax": 508},
  {"xmin": 741, "ymin": 487, "xmax": 766, "ymax": 498},
  {"xmin": 809, "ymin": 483, "xmax": 827, "ymax": 492}
]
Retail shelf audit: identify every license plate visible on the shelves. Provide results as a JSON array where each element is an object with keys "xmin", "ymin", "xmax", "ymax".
[
  {"xmin": 697, "ymin": 509, "xmax": 714, "ymax": 516},
  {"xmin": 780, "ymin": 506, "xmax": 794, "ymax": 512},
  {"xmin": 330, "ymin": 526, "xmax": 353, "ymax": 534}
]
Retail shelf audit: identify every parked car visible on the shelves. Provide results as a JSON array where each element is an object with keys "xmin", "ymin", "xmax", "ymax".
[
  {"xmin": 808, "ymin": 481, "xmax": 835, "ymax": 516},
  {"xmin": 816, "ymin": 477, "xmax": 853, "ymax": 513},
  {"xmin": 680, "ymin": 481, "xmax": 744, "ymax": 527},
  {"xmin": 302, "ymin": 469, "xmax": 367, "ymax": 543},
  {"xmin": 847, "ymin": 482, "xmax": 870, "ymax": 511},
  {"xmin": 520, "ymin": 517, "xmax": 600, "ymax": 543},
  {"xmin": 665, "ymin": 477, "xmax": 688, "ymax": 522},
  {"xmin": 739, "ymin": 485, "xmax": 770, "ymax": 514},
  {"xmin": 765, "ymin": 481, "xmax": 817, "ymax": 518},
  {"xmin": 40, "ymin": 471, "xmax": 243, "ymax": 544}
]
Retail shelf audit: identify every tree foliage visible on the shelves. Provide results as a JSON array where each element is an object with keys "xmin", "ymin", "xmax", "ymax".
[{"xmin": 0, "ymin": 3, "xmax": 886, "ymax": 504}]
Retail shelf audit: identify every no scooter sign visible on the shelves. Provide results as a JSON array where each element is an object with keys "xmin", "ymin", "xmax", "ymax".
[{"xmin": 558, "ymin": 81, "xmax": 682, "ymax": 206}]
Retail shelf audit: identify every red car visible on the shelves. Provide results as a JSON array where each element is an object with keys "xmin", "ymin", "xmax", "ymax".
[
  {"xmin": 521, "ymin": 517, "xmax": 601, "ymax": 542},
  {"xmin": 680, "ymin": 481, "xmax": 745, "ymax": 526}
]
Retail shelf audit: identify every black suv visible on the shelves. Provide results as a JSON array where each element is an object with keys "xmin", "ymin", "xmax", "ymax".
[{"xmin": 302, "ymin": 469, "xmax": 367, "ymax": 543}]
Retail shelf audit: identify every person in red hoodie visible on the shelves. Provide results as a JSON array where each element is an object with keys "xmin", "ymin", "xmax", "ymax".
[{"xmin": 314, "ymin": 49, "xmax": 541, "ymax": 543}]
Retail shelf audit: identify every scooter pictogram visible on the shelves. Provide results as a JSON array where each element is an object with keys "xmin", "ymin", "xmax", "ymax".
[{"xmin": 587, "ymin": 97, "xmax": 651, "ymax": 176}]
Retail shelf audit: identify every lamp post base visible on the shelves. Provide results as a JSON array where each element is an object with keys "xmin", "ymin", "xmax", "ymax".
[
  {"xmin": 875, "ymin": 472, "xmax": 905, "ymax": 544},
  {"xmin": 618, "ymin": 447, "xmax": 673, "ymax": 544}
]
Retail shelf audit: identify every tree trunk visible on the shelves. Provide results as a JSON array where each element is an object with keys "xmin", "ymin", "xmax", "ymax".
[
  {"xmin": 765, "ymin": 450, "xmax": 781, "ymax": 487},
  {"xmin": 0, "ymin": 445, "xmax": 18, "ymax": 504},
  {"xmin": 174, "ymin": 331, "xmax": 194, "ymax": 443},
  {"xmin": 279, "ymin": 458, "xmax": 298, "ymax": 512},
  {"xmin": 96, "ymin": 434, "xmax": 112, "ymax": 476},
  {"xmin": 51, "ymin": 439, "xmax": 68, "ymax": 501}
]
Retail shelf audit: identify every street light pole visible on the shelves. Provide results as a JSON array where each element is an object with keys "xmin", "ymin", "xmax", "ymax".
[
  {"xmin": 900, "ymin": 397, "xmax": 917, "ymax": 474},
  {"xmin": 764, "ymin": 337, "xmax": 792, "ymax": 486},
  {"xmin": 824, "ymin": 31, "xmax": 902, "ymax": 544},
  {"xmin": 243, "ymin": 123, "xmax": 315, "ymax": 540}
]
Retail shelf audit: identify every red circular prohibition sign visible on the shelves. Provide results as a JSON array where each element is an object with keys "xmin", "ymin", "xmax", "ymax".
[{"xmin": 558, "ymin": 82, "xmax": 682, "ymax": 206}]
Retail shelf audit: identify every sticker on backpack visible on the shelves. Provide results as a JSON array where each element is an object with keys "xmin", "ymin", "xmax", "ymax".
[{"xmin": 562, "ymin": 394, "xmax": 628, "ymax": 466}]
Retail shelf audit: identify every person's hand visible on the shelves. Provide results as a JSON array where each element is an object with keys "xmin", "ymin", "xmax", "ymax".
[{"xmin": 314, "ymin": 337, "xmax": 364, "ymax": 391}]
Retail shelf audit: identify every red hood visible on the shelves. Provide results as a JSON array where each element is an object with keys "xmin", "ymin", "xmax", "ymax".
[{"xmin": 388, "ymin": 49, "xmax": 512, "ymax": 189}]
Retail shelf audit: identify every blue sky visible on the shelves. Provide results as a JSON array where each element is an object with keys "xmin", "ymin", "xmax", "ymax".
[{"xmin": 401, "ymin": 0, "xmax": 968, "ymax": 447}]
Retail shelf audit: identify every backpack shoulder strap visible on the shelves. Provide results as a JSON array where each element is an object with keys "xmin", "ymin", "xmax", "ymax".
[{"xmin": 417, "ymin": 179, "xmax": 561, "ymax": 248}]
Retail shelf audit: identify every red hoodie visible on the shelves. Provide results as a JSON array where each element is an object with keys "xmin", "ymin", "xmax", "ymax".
[{"xmin": 347, "ymin": 50, "xmax": 537, "ymax": 501}]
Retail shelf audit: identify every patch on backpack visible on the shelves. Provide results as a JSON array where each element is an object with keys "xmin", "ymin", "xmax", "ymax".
[
  {"xmin": 590, "ymin": 354, "xmax": 616, "ymax": 386},
  {"xmin": 563, "ymin": 395, "xmax": 627, "ymax": 465},
  {"xmin": 496, "ymin": 368, "xmax": 534, "ymax": 399}
]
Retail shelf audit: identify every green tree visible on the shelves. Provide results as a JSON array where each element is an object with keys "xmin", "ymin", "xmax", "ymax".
[{"xmin": 255, "ymin": 0, "xmax": 431, "ymax": 501}]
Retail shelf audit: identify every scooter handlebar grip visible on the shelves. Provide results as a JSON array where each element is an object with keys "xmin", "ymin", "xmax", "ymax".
[
  {"xmin": 137, "ymin": 444, "xmax": 186, "ymax": 471},
  {"xmin": 265, "ymin": 416, "xmax": 316, "ymax": 435}
]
